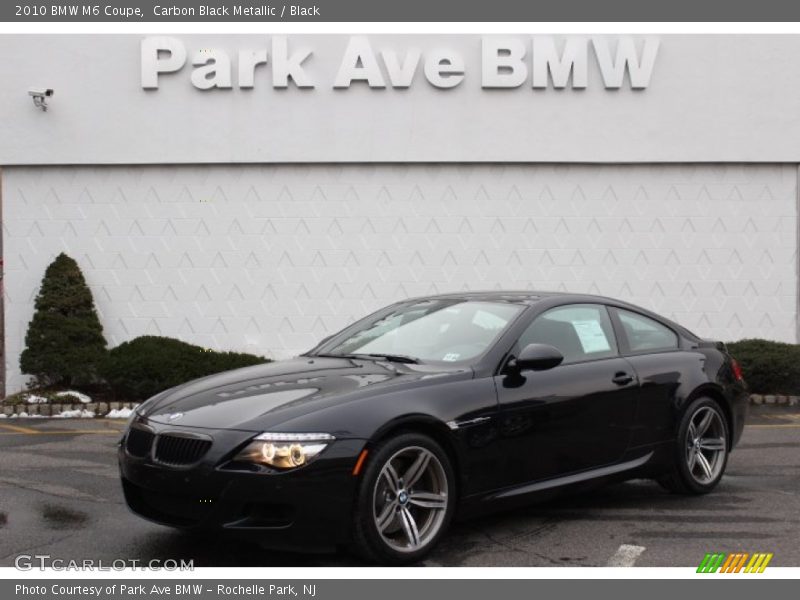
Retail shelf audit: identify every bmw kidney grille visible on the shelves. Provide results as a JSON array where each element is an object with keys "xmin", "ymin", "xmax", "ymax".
[
  {"xmin": 153, "ymin": 434, "xmax": 212, "ymax": 466},
  {"xmin": 125, "ymin": 427, "xmax": 155, "ymax": 458},
  {"xmin": 125, "ymin": 428, "xmax": 211, "ymax": 466}
]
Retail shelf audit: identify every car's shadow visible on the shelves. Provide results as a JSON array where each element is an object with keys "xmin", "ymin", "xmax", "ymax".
[{"xmin": 129, "ymin": 478, "xmax": 748, "ymax": 567}]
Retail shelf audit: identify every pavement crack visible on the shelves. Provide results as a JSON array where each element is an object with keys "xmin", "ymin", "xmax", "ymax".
[
  {"xmin": 0, "ymin": 477, "xmax": 107, "ymax": 504},
  {"xmin": 0, "ymin": 531, "xmax": 80, "ymax": 562},
  {"xmin": 465, "ymin": 516, "xmax": 561, "ymax": 556}
]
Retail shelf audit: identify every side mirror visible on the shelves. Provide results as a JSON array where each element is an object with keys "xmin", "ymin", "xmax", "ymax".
[{"xmin": 509, "ymin": 343, "xmax": 564, "ymax": 372}]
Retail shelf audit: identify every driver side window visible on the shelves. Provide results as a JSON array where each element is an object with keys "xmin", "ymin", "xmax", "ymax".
[{"xmin": 518, "ymin": 304, "xmax": 618, "ymax": 364}]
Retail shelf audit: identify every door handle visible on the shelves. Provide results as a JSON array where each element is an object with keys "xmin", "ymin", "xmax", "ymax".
[{"xmin": 612, "ymin": 372, "xmax": 634, "ymax": 386}]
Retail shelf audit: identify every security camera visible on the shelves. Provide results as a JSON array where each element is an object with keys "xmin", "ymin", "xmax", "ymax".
[{"xmin": 28, "ymin": 88, "xmax": 54, "ymax": 111}]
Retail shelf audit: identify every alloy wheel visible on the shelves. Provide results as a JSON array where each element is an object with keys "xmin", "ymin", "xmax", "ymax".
[
  {"xmin": 685, "ymin": 406, "xmax": 727, "ymax": 484},
  {"xmin": 372, "ymin": 446, "xmax": 449, "ymax": 553}
]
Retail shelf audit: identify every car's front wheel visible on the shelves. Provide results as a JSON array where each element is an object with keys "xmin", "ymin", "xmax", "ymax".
[
  {"xmin": 352, "ymin": 432, "xmax": 455, "ymax": 564},
  {"xmin": 659, "ymin": 397, "xmax": 729, "ymax": 494}
]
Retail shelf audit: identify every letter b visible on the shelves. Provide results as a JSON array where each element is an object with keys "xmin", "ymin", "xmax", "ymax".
[{"xmin": 482, "ymin": 38, "xmax": 527, "ymax": 88}]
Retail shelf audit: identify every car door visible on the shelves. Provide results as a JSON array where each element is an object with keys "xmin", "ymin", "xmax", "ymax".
[
  {"xmin": 493, "ymin": 303, "xmax": 640, "ymax": 487},
  {"xmin": 609, "ymin": 307, "xmax": 687, "ymax": 447}
]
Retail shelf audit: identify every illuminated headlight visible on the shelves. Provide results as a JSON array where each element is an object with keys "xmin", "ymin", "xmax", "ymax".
[{"xmin": 234, "ymin": 433, "xmax": 335, "ymax": 470}]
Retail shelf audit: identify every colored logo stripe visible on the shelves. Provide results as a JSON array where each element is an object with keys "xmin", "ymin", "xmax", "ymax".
[
  {"xmin": 744, "ymin": 553, "xmax": 773, "ymax": 573},
  {"xmin": 720, "ymin": 553, "xmax": 749, "ymax": 573},
  {"xmin": 697, "ymin": 552, "xmax": 773, "ymax": 573},
  {"xmin": 697, "ymin": 553, "xmax": 726, "ymax": 573}
]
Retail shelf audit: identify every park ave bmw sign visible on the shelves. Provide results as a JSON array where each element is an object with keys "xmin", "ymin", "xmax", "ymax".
[{"xmin": 141, "ymin": 35, "xmax": 659, "ymax": 90}]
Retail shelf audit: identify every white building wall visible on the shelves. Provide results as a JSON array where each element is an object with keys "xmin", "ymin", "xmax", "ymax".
[
  {"xmin": 3, "ymin": 163, "xmax": 796, "ymax": 392},
  {"xmin": 4, "ymin": 35, "xmax": 800, "ymax": 164}
]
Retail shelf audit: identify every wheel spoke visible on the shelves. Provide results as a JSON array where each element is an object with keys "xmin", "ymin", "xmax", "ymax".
[
  {"xmin": 403, "ymin": 450, "xmax": 432, "ymax": 489},
  {"xmin": 696, "ymin": 451, "xmax": 714, "ymax": 480},
  {"xmin": 696, "ymin": 410, "xmax": 715, "ymax": 437},
  {"xmin": 699, "ymin": 437, "xmax": 726, "ymax": 452},
  {"xmin": 382, "ymin": 463, "xmax": 401, "ymax": 494},
  {"xmin": 688, "ymin": 449, "xmax": 698, "ymax": 472},
  {"xmin": 688, "ymin": 422, "xmax": 698, "ymax": 441},
  {"xmin": 376, "ymin": 500, "xmax": 398, "ymax": 532},
  {"xmin": 399, "ymin": 506, "xmax": 421, "ymax": 548},
  {"xmin": 409, "ymin": 491, "xmax": 447, "ymax": 510}
]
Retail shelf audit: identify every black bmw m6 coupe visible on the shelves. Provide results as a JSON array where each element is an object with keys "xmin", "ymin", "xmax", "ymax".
[{"xmin": 119, "ymin": 292, "xmax": 748, "ymax": 564}]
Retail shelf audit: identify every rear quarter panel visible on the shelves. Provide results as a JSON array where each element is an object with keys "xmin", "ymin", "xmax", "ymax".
[{"xmin": 625, "ymin": 348, "xmax": 733, "ymax": 448}]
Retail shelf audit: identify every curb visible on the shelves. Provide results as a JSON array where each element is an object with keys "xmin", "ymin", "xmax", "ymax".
[
  {"xmin": 750, "ymin": 394, "xmax": 799, "ymax": 406},
  {"xmin": 0, "ymin": 401, "xmax": 140, "ymax": 418}
]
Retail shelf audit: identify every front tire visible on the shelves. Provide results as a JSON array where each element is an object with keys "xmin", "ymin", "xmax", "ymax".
[
  {"xmin": 352, "ymin": 432, "xmax": 455, "ymax": 565},
  {"xmin": 658, "ymin": 397, "xmax": 729, "ymax": 495}
]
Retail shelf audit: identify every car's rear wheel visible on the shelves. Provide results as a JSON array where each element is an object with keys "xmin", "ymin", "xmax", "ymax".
[
  {"xmin": 658, "ymin": 396, "xmax": 729, "ymax": 494},
  {"xmin": 352, "ymin": 432, "xmax": 455, "ymax": 564}
]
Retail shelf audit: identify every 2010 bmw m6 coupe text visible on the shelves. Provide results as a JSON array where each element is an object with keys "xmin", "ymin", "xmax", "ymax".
[{"xmin": 119, "ymin": 292, "xmax": 748, "ymax": 564}]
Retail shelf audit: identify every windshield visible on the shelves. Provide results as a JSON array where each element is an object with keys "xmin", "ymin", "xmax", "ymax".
[{"xmin": 322, "ymin": 300, "xmax": 523, "ymax": 363}]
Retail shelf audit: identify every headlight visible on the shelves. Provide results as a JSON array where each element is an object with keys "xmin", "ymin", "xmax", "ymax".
[{"xmin": 234, "ymin": 432, "xmax": 335, "ymax": 470}]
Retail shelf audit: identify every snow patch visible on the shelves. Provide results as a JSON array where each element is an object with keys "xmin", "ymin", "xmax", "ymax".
[
  {"xmin": 55, "ymin": 390, "xmax": 93, "ymax": 404},
  {"xmin": 0, "ymin": 414, "xmax": 7, "ymax": 419},
  {"xmin": 26, "ymin": 394, "xmax": 49, "ymax": 404},
  {"xmin": 53, "ymin": 409, "xmax": 95, "ymax": 419},
  {"xmin": 105, "ymin": 407, "xmax": 134, "ymax": 419}
]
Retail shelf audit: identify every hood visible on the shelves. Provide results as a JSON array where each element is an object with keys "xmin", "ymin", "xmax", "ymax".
[{"xmin": 138, "ymin": 356, "xmax": 470, "ymax": 432}]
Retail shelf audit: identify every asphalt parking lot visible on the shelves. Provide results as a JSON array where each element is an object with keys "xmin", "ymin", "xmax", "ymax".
[{"xmin": 0, "ymin": 405, "xmax": 798, "ymax": 568}]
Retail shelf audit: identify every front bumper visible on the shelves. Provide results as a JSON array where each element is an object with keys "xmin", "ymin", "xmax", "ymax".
[{"xmin": 118, "ymin": 419, "xmax": 366, "ymax": 551}]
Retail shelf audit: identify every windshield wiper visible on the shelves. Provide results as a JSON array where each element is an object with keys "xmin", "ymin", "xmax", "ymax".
[
  {"xmin": 311, "ymin": 352, "xmax": 419, "ymax": 364},
  {"xmin": 352, "ymin": 353, "xmax": 420, "ymax": 364}
]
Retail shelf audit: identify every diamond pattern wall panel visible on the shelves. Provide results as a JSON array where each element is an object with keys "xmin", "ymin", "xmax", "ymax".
[{"xmin": 3, "ymin": 164, "xmax": 796, "ymax": 391}]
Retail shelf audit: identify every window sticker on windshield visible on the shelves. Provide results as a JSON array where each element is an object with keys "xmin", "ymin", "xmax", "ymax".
[
  {"xmin": 442, "ymin": 353, "xmax": 461, "ymax": 362},
  {"xmin": 572, "ymin": 320, "xmax": 611, "ymax": 353}
]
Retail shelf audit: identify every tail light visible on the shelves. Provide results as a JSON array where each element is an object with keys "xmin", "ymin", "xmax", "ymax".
[{"xmin": 731, "ymin": 358, "xmax": 744, "ymax": 382}]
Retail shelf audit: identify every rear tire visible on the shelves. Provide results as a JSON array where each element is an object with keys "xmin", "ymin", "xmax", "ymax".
[
  {"xmin": 658, "ymin": 396, "xmax": 729, "ymax": 495},
  {"xmin": 351, "ymin": 432, "xmax": 455, "ymax": 565}
]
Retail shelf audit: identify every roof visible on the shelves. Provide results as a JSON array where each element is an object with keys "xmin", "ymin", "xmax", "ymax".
[{"xmin": 406, "ymin": 290, "xmax": 606, "ymax": 303}]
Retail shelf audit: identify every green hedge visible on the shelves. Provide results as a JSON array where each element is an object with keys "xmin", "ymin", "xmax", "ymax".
[
  {"xmin": 726, "ymin": 339, "xmax": 800, "ymax": 396},
  {"xmin": 100, "ymin": 336, "xmax": 269, "ymax": 401}
]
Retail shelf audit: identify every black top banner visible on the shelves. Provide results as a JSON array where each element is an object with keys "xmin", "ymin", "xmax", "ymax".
[{"xmin": 4, "ymin": 0, "xmax": 800, "ymax": 22}]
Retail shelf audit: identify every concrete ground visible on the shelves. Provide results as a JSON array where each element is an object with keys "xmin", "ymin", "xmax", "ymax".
[{"xmin": 0, "ymin": 405, "xmax": 797, "ymax": 568}]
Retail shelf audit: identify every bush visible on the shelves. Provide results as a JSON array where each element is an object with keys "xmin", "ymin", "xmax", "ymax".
[
  {"xmin": 1, "ymin": 390, "xmax": 89, "ymax": 406},
  {"xmin": 2, "ymin": 392, "xmax": 28, "ymax": 405},
  {"xmin": 726, "ymin": 339, "xmax": 800, "ymax": 395},
  {"xmin": 100, "ymin": 336, "xmax": 268, "ymax": 401},
  {"xmin": 20, "ymin": 253, "xmax": 107, "ymax": 388}
]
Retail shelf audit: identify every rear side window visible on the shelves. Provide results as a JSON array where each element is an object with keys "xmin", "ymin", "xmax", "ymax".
[
  {"xmin": 616, "ymin": 309, "xmax": 678, "ymax": 353},
  {"xmin": 518, "ymin": 304, "xmax": 618, "ymax": 364}
]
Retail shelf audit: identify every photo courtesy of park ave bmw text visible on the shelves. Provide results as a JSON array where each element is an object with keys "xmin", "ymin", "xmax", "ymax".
[{"xmin": 1, "ymin": 30, "xmax": 800, "ymax": 571}]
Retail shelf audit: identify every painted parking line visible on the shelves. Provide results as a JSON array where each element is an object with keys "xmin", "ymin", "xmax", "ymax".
[
  {"xmin": 607, "ymin": 544, "xmax": 646, "ymax": 567},
  {"xmin": 0, "ymin": 423, "xmax": 41, "ymax": 434},
  {"xmin": 746, "ymin": 424, "xmax": 800, "ymax": 429},
  {"xmin": 0, "ymin": 424, "xmax": 124, "ymax": 436},
  {"xmin": 762, "ymin": 413, "xmax": 800, "ymax": 421}
]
